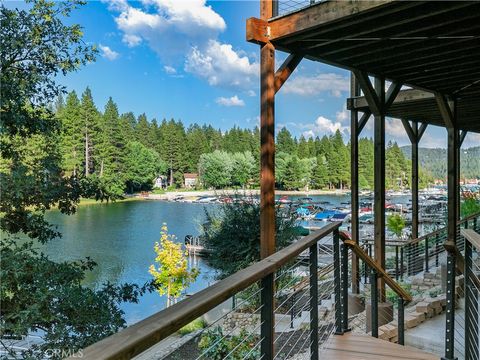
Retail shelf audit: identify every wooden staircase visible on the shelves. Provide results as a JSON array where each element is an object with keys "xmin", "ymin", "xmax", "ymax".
[{"xmin": 322, "ymin": 333, "xmax": 438, "ymax": 360}]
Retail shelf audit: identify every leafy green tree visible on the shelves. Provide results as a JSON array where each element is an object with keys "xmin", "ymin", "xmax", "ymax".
[
  {"xmin": 149, "ymin": 224, "xmax": 199, "ymax": 307},
  {"xmin": 387, "ymin": 214, "xmax": 406, "ymax": 239},
  {"xmin": 461, "ymin": 192, "xmax": 480, "ymax": 218},
  {"xmin": 198, "ymin": 150, "xmax": 233, "ymax": 189},
  {"xmin": 202, "ymin": 200, "xmax": 298, "ymax": 278},
  {"xmin": 0, "ymin": 1, "xmax": 145, "ymax": 358},
  {"xmin": 124, "ymin": 141, "xmax": 166, "ymax": 193},
  {"xmin": 231, "ymin": 151, "xmax": 255, "ymax": 187}
]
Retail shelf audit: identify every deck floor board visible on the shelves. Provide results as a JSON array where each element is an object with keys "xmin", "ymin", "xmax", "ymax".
[{"xmin": 322, "ymin": 333, "xmax": 439, "ymax": 360}]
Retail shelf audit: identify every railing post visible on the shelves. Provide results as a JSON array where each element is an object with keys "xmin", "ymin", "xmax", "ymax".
[
  {"xmin": 272, "ymin": 0, "xmax": 278, "ymax": 17},
  {"xmin": 424, "ymin": 237, "xmax": 429, "ymax": 273},
  {"xmin": 341, "ymin": 243, "xmax": 350, "ymax": 332},
  {"xmin": 261, "ymin": 273, "xmax": 274, "ymax": 360},
  {"xmin": 407, "ymin": 244, "xmax": 413, "ymax": 276},
  {"xmin": 442, "ymin": 252, "xmax": 457, "ymax": 360},
  {"xmin": 398, "ymin": 297, "xmax": 405, "ymax": 345},
  {"xmin": 395, "ymin": 246, "xmax": 399, "ymax": 281},
  {"xmin": 400, "ymin": 246, "xmax": 404, "ymax": 281},
  {"xmin": 464, "ymin": 240, "xmax": 478, "ymax": 360},
  {"xmin": 333, "ymin": 229, "xmax": 344, "ymax": 335},
  {"xmin": 310, "ymin": 243, "xmax": 319, "ymax": 360},
  {"xmin": 435, "ymin": 234, "xmax": 440, "ymax": 268},
  {"xmin": 370, "ymin": 270, "xmax": 378, "ymax": 338}
]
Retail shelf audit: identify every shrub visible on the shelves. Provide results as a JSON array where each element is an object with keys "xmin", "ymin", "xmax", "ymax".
[
  {"xmin": 198, "ymin": 327, "xmax": 259, "ymax": 360},
  {"xmin": 177, "ymin": 318, "xmax": 207, "ymax": 336}
]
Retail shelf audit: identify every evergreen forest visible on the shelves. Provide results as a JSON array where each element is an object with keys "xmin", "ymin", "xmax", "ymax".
[{"xmin": 53, "ymin": 90, "xmax": 465, "ymax": 194}]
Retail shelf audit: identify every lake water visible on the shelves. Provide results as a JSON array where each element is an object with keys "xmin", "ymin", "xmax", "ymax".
[{"xmin": 40, "ymin": 194, "xmax": 417, "ymax": 325}]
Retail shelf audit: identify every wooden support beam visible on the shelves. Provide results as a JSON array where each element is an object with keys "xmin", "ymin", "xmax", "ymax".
[
  {"xmin": 435, "ymin": 93, "xmax": 455, "ymax": 128},
  {"xmin": 267, "ymin": 0, "xmax": 392, "ymax": 40},
  {"xmin": 358, "ymin": 111, "xmax": 371, "ymax": 135},
  {"xmin": 274, "ymin": 54, "xmax": 302, "ymax": 93},
  {"xmin": 348, "ymin": 89, "xmax": 435, "ymax": 111},
  {"xmin": 260, "ymin": 41, "xmax": 276, "ymax": 260},
  {"xmin": 374, "ymin": 76, "xmax": 386, "ymax": 302},
  {"xmin": 353, "ymin": 70, "xmax": 381, "ymax": 115},
  {"xmin": 411, "ymin": 122, "xmax": 419, "ymax": 240},
  {"xmin": 460, "ymin": 130, "xmax": 468, "ymax": 146},
  {"xmin": 385, "ymin": 82, "xmax": 401, "ymax": 110},
  {"xmin": 418, "ymin": 123, "xmax": 428, "ymax": 141},
  {"xmin": 350, "ymin": 73, "xmax": 361, "ymax": 294},
  {"xmin": 246, "ymin": 18, "xmax": 270, "ymax": 44},
  {"xmin": 400, "ymin": 119, "xmax": 416, "ymax": 144},
  {"xmin": 447, "ymin": 118, "xmax": 458, "ymax": 243}
]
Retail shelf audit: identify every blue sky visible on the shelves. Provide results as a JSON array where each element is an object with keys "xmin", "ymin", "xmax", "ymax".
[{"xmin": 11, "ymin": 0, "xmax": 479, "ymax": 148}]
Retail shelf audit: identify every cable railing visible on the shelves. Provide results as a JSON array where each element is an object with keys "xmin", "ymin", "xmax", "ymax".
[
  {"xmin": 272, "ymin": 0, "xmax": 325, "ymax": 18},
  {"xmin": 68, "ymin": 222, "xmax": 342, "ymax": 360}
]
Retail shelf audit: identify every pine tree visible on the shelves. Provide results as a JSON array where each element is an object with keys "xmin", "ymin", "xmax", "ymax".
[
  {"xmin": 136, "ymin": 113, "xmax": 151, "ymax": 147},
  {"xmin": 277, "ymin": 127, "xmax": 297, "ymax": 155},
  {"xmin": 80, "ymin": 87, "xmax": 100, "ymax": 177},
  {"xmin": 59, "ymin": 91, "xmax": 84, "ymax": 176}
]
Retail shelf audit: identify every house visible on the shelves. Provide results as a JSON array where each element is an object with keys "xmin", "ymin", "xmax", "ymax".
[
  {"xmin": 183, "ymin": 173, "xmax": 198, "ymax": 188},
  {"xmin": 153, "ymin": 176, "xmax": 167, "ymax": 189}
]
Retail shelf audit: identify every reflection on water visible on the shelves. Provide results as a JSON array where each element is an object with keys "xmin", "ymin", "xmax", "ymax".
[{"xmin": 43, "ymin": 201, "xmax": 218, "ymax": 324}]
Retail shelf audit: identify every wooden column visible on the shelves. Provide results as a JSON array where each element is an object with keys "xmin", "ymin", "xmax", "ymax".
[
  {"xmin": 374, "ymin": 77, "xmax": 386, "ymax": 301},
  {"xmin": 448, "ymin": 125, "xmax": 459, "ymax": 243},
  {"xmin": 259, "ymin": 3, "xmax": 275, "ymax": 359},
  {"xmin": 260, "ymin": 3, "xmax": 275, "ymax": 259},
  {"xmin": 411, "ymin": 122, "xmax": 419, "ymax": 239},
  {"xmin": 350, "ymin": 73, "xmax": 361, "ymax": 294}
]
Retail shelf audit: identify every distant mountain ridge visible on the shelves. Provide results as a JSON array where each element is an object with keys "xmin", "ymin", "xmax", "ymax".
[{"xmin": 400, "ymin": 146, "xmax": 480, "ymax": 180}]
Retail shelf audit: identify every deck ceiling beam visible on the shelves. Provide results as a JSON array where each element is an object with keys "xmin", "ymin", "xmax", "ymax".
[
  {"xmin": 435, "ymin": 94, "xmax": 455, "ymax": 128},
  {"xmin": 348, "ymin": 89, "xmax": 434, "ymax": 112},
  {"xmin": 333, "ymin": 10, "xmax": 480, "ymax": 64},
  {"xmin": 302, "ymin": 6, "xmax": 480, "ymax": 59},
  {"xmin": 302, "ymin": 2, "xmax": 474, "ymax": 53},
  {"xmin": 400, "ymin": 119, "xmax": 416, "ymax": 144},
  {"xmin": 418, "ymin": 123, "xmax": 428, "ymax": 141},
  {"xmin": 268, "ymin": 0, "xmax": 392, "ymax": 41},
  {"xmin": 274, "ymin": 54, "xmax": 303, "ymax": 93}
]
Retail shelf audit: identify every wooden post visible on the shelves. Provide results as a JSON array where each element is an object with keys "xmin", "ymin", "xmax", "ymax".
[
  {"xmin": 411, "ymin": 121, "xmax": 419, "ymax": 240},
  {"xmin": 374, "ymin": 76, "xmax": 386, "ymax": 301},
  {"xmin": 260, "ymin": 3, "xmax": 275, "ymax": 359},
  {"xmin": 350, "ymin": 73, "xmax": 361, "ymax": 294}
]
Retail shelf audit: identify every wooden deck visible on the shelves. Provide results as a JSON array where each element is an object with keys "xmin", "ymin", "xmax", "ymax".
[{"xmin": 322, "ymin": 333, "xmax": 438, "ymax": 360}]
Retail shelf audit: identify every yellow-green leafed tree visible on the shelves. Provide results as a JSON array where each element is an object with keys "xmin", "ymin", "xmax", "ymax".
[{"xmin": 149, "ymin": 224, "xmax": 199, "ymax": 307}]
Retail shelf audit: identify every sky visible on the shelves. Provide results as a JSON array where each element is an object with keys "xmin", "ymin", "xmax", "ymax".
[{"xmin": 10, "ymin": 0, "xmax": 479, "ymax": 148}]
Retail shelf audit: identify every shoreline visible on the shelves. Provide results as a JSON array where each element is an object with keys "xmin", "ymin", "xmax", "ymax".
[{"xmin": 140, "ymin": 189, "xmax": 351, "ymax": 201}]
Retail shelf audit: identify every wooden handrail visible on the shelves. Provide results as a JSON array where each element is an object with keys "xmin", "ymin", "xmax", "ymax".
[
  {"xmin": 404, "ymin": 211, "xmax": 480, "ymax": 247},
  {"xmin": 444, "ymin": 239, "xmax": 480, "ymax": 290},
  {"xmin": 342, "ymin": 239, "xmax": 412, "ymax": 302},
  {"xmin": 70, "ymin": 222, "xmax": 342, "ymax": 360},
  {"xmin": 461, "ymin": 229, "xmax": 480, "ymax": 252}
]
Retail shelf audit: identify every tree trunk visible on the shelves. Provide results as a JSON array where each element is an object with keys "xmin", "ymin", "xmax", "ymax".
[{"xmin": 85, "ymin": 129, "xmax": 89, "ymax": 177}]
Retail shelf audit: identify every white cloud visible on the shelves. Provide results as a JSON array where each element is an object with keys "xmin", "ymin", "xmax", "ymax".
[
  {"xmin": 107, "ymin": 0, "xmax": 258, "ymax": 90},
  {"xmin": 110, "ymin": 0, "xmax": 225, "ymax": 58},
  {"xmin": 336, "ymin": 108, "xmax": 349, "ymax": 123},
  {"xmin": 290, "ymin": 116, "xmax": 347, "ymax": 139},
  {"xmin": 216, "ymin": 95, "xmax": 245, "ymax": 107},
  {"xmin": 282, "ymin": 73, "xmax": 349, "ymax": 97},
  {"xmin": 99, "ymin": 44, "xmax": 119, "ymax": 60},
  {"xmin": 185, "ymin": 40, "xmax": 258, "ymax": 89},
  {"xmin": 463, "ymin": 132, "xmax": 480, "ymax": 148},
  {"xmin": 164, "ymin": 65, "xmax": 177, "ymax": 74},
  {"xmin": 247, "ymin": 90, "xmax": 256, "ymax": 97}
]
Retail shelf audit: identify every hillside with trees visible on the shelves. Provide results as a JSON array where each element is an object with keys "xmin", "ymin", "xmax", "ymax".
[
  {"xmin": 55, "ymin": 93, "xmax": 434, "ymax": 192},
  {"xmin": 401, "ymin": 146, "xmax": 480, "ymax": 180}
]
